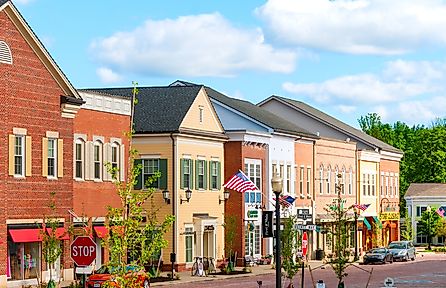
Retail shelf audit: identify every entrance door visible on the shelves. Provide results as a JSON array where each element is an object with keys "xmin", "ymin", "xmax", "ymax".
[
  {"xmin": 203, "ymin": 231, "xmax": 214, "ymax": 258},
  {"xmin": 8, "ymin": 241, "xmax": 41, "ymax": 281},
  {"xmin": 245, "ymin": 225, "xmax": 261, "ymax": 257}
]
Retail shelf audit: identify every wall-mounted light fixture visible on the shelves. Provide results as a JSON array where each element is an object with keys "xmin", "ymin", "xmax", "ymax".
[
  {"xmin": 180, "ymin": 188, "xmax": 192, "ymax": 204},
  {"xmin": 219, "ymin": 190, "xmax": 230, "ymax": 204},
  {"xmin": 162, "ymin": 190, "xmax": 170, "ymax": 204}
]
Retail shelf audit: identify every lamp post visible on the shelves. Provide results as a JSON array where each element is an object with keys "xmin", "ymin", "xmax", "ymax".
[
  {"xmin": 271, "ymin": 174, "xmax": 283, "ymax": 288},
  {"xmin": 427, "ymin": 206, "xmax": 432, "ymax": 250},
  {"xmin": 354, "ymin": 210, "xmax": 358, "ymax": 261}
]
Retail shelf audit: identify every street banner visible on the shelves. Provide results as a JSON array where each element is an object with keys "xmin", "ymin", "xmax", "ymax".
[{"xmin": 262, "ymin": 211, "xmax": 273, "ymax": 238}]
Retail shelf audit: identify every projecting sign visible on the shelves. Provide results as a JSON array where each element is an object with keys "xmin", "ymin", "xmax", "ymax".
[
  {"xmin": 297, "ymin": 209, "xmax": 312, "ymax": 220},
  {"xmin": 262, "ymin": 211, "xmax": 273, "ymax": 238},
  {"xmin": 295, "ymin": 224, "xmax": 320, "ymax": 231}
]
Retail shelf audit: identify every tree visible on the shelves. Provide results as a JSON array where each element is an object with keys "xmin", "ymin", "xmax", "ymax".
[
  {"xmin": 401, "ymin": 208, "xmax": 414, "ymax": 241},
  {"xmin": 325, "ymin": 174, "xmax": 354, "ymax": 288},
  {"xmin": 418, "ymin": 208, "xmax": 442, "ymax": 250},
  {"xmin": 222, "ymin": 215, "xmax": 237, "ymax": 272},
  {"xmin": 40, "ymin": 191, "xmax": 63, "ymax": 288},
  {"xmin": 281, "ymin": 215, "xmax": 300, "ymax": 288},
  {"xmin": 102, "ymin": 82, "xmax": 175, "ymax": 288},
  {"xmin": 435, "ymin": 219, "xmax": 446, "ymax": 246}
]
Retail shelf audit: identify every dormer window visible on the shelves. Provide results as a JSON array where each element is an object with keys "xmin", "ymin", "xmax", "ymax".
[{"xmin": 0, "ymin": 41, "xmax": 13, "ymax": 65}]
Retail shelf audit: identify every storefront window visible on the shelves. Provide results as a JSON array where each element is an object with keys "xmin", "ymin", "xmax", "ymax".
[{"xmin": 8, "ymin": 241, "xmax": 41, "ymax": 280}]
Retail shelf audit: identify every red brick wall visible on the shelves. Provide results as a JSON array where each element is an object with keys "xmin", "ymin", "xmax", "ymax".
[
  {"xmin": 1, "ymin": 9, "xmax": 75, "ymax": 273},
  {"xmin": 295, "ymin": 140, "xmax": 314, "ymax": 207},
  {"xmin": 73, "ymin": 109, "xmax": 130, "ymax": 217}
]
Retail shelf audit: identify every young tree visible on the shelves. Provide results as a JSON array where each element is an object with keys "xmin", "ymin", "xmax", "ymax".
[
  {"xmin": 222, "ymin": 215, "xmax": 237, "ymax": 272},
  {"xmin": 418, "ymin": 208, "xmax": 442, "ymax": 250},
  {"xmin": 281, "ymin": 215, "xmax": 300, "ymax": 288},
  {"xmin": 102, "ymin": 82, "xmax": 175, "ymax": 288},
  {"xmin": 40, "ymin": 191, "xmax": 63, "ymax": 288},
  {"xmin": 401, "ymin": 208, "xmax": 414, "ymax": 241},
  {"xmin": 325, "ymin": 174, "xmax": 354, "ymax": 288}
]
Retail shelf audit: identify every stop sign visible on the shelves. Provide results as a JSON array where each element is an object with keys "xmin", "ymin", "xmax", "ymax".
[
  {"xmin": 70, "ymin": 236, "xmax": 96, "ymax": 266},
  {"xmin": 302, "ymin": 231, "xmax": 308, "ymax": 257}
]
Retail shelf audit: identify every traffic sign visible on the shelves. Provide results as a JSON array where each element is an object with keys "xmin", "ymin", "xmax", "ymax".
[
  {"xmin": 302, "ymin": 232, "xmax": 308, "ymax": 257},
  {"xmin": 383, "ymin": 277, "xmax": 394, "ymax": 287},
  {"xmin": 70, "ymin": 236, "xmax": 96, "ymax": 266},
  {"xmin": 295, "ymin": 224, "xmax": 320, "ymax": 231}
]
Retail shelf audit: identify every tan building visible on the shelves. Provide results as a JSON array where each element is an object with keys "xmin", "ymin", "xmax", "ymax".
[{"xmin": 89, "ymin": 85, "xmax": 227, "ymax": 271}]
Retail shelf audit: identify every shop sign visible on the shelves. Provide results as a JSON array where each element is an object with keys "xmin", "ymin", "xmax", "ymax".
[
  {"xmin": 262, "ymin": 211, "xmax": 273, "ymax": 238},
  {"xmin": 247, "ymin": 210, "xmax": 259, "ymax": 218},
  {"xmin": 380, "ymin": 212, "xmax": 400, "ymax": 221},
  {"xmin": 204, "ymin": 225, "xmax": 215, "ymax": 231}
]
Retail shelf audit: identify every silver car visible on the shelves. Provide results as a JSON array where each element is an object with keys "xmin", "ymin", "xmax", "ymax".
[{"xmin": 388, "ymin": 241, "xmax": 416, "ymax": 261}]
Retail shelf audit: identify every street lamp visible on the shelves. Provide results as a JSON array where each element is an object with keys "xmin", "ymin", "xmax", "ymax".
[
  {"xmin": 219, "ymin": 190, "xmax": 230, "ymax": 204},
  {"xmin": 162, "ymin": 190, "xmax": 170, "ymax": 204},
  {"xmin": 180, "ymin": 188, "xmax": 192, "ymax": 204},
  {"xmin": 271, "ymin": 173, "xmax": 283, "ymax": 288},
  {"xmin": 427, "ymin": 206, "xmax": 432, "ymax": 250}
]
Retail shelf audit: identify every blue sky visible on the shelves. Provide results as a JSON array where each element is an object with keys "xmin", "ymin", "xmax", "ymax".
[{"xmin": 13, "ymin": 0, "xmax": 446, "ymax": 128}]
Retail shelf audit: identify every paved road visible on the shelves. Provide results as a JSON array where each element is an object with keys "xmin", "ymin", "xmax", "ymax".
[{"xmin": 167, "ymin": 253, "xmax": 446, "ymax": 288}]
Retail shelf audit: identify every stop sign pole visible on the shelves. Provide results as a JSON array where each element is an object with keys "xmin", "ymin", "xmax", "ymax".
[
  {"xmin": 301, "ymin": 231, "xmax": 308, "ymax": 288},
  {"xmin": 70, "ymin": 236, "xmax": 97, "ymax": 267}
]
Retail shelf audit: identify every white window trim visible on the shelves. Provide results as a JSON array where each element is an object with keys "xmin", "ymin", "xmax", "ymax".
[
  {"xmin": 47, "ymin": 138, "xmax": 57, "ymax": 179},
  {"xmin": 14, "ymin": 135, "xmax": 25, "ymax": 177},
  {"xmin": 93, "ymin": 141, "xmax": 103, "ymax": 181},
  {"xmin": 74, "ymin": 138, "xmax": 85, "ymax": 180}
]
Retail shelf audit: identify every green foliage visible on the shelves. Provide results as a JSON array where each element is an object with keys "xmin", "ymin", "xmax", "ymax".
[
  {"xmin": 102, "ymin": 82, "xmax": 175, "ymax": 288},
  {"xmin": 436, "ymin": 219, "xmax": 446, "ymax": 244},
  {"xmin": 39, "ymin": 191, "xmax": 63, "ymax": 285},
  {"xmin": 325, "ymin": 175, "xmax": 354, "ymax": 287},
  {"xmin": 358, "ymin": 113, "xmax": 446, "ymax": 214},
  {"xmin": 418, "ymin": 208, "xmax": 442, "ymax": 249},
  {"xmin": 281, "ymin": 215, "xmax": 300, "ymax": 286},
  {"xmin": 401, "ymin": 208, "xmax": 414, "ymax": 241}
]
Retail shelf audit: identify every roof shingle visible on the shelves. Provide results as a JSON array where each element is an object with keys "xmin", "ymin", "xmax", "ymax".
[{"xmin": 405, "ymin": 183, "xmax": 446, "ymax": 198}]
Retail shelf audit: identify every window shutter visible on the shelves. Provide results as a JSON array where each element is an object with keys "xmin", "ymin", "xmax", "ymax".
[
  {"xmin": 42, "ymin": 137, "xmax": 48, "ymax": 177},
  {"xmin": 195, "ymin": 160, "xmax": 199, "ymax": 190},
  {"xmin": 120, "ymin": 144, "xmax": 125, "ymax": 181},
  {"xmin": 203, "ymin": 161, "xmax": 207, "ymax": 190},
  {"xmin": 25, "ymin": 136, "xmax": 32, "ymax": 176},
  {"xmin": 8, "ymin": 134, "xmax": 14, "ymax": 176},
  {"xmin": 57, "ymin": 139, "xmax": 63, "ymax": 178},
  {"xmin": 217, "ymin": 161, "xmax": 221, "ymax": 188},
  {"xmin": 190, "ymin": 160, "xmax": 194, "ymax": 190},
  {"xmin": 159, "ymin": 159, "xmax": 168, "ymax": 190},
  {"xmin": 180, "ymin": 159, "xmax": 184, "ymax": 189},
  {"xmin": 134, "ymin": 159, "xmax": 143, "ymax": 190},
  {"xmin": 85, "ymin": 141, "xmax": 92, "ymax": 180}
]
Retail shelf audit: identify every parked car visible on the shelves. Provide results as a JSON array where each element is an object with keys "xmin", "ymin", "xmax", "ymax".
[
  {"xmin": 388, "ymin": 240, "xmax": 416, "ymax": 261},
  {"xmin": 86, "ymin": 265, "xmax": 150, "ymax": 288},
  {"xmin": 363, "ymin": 247, "xmax": 394, "ymax": 264}
]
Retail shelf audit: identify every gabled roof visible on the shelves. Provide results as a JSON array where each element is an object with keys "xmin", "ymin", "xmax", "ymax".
[
  {"xmin": 259, "ymin": 96, "xmax": 402, "ymax": 154},
  {"xmin": 81, "ymin": 86, "xmax": 206, "ymax": 134},
  {"xmin": 405, "ymin": 183, "xmax": 446, "ymax": 198},
  {"xmin": 0, "ymin": 0, "xmax": 81, "ymax": 99},
  {"xmin": 168, "ymin": 80, "xmax": 318, "ymax": 139}
]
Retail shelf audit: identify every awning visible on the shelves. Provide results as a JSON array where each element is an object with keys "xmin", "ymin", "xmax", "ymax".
[
  {"xmin": 372, "ymin": 216, "xmax": 383, "ymax": 229},
  {"xmin": 46, "ymin": 228, "xmax": 69, "ymax": 240},
  {"xmin": 9, "ymin": 229, "xmax": 42, "ymax": 243},
  {"xmin": 94, "ymin": 226, "xmax": 108, "ymax": 238},
  {"xmin": 363, "ymin": 218, "xmax": 372, "ymax": 230}
]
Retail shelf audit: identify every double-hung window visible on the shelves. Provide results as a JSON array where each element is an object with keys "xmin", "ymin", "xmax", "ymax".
[
  {"xmin": 47, "ymin": 138, "xmax": 57, "ymax": 177},
  {"xmin": 185, "ymin": 227, "xmax": 194, "ymax": 262},
  {"xmin": 111, "ymin": 144, "xmax": 119, "ymax": 171},
  {"xmin": 348, "ymin": 169, "xmax": 353, "ymax": 195},
  {"xmin": 306, "ymin": 167, "xmax": 311, "ymax": 197},
  {"xmin": 94, "ymin": 142, "xmax": 102, "ymax": 180},
  {"xmin": 75, "ymin": 141, "xmax": 83, "ymax": 179},
  {"xmin": 286, "ymin": 165, "xmax": 291, "ymax": 193},
  {"xmin": 197, "ymin": 160, "xmax": 205, "ymax": 189},
  {"xmin": 327, "ymin": 167, "xmax": 331, "ymax": 194},
  {"xmin": 299, "ymin": 167, "xmax": 304, "ymax": 196},
  {"xmin": 182, "ymin": 159, "xmax": 192, "ymax": 189},
  {"xmin": 210, "ymin": 161, "xmax": 219, "ymax": 190},
  {"xmin": 319, "ymin": 166, "xmax": 324, "ymax": 194},
  {"xmin": 14, "ymin": 135, "xmax": 24, "ymax": 176},
  {"xmin": 244, "ymin": 159, "xmax": 262, "ymax": 204},
  {"xmin": 143, "ymin": 159, "xmax": 159, "ymax": 188}
]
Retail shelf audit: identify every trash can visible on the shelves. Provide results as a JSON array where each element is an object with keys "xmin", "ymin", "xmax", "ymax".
[{"xmin": 316, "ymin": 249, "xmax": 325, "ymax": 260}]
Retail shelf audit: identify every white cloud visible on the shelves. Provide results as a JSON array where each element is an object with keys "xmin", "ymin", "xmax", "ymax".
[
  {"xmin": 90, "ymin": 13, "xmax": 296, "ymax": 77},
  {"xmin": 283, "ymin": 60, "xmax": 445, "ymax": 105},
  {"xmin": 256, "ymin": 0, "xmax": 446, "ymax": 55},
  {"xmin": 397, "ymin": 97, "xmax": 446, "ymax": 124},
  {"xmin": 337, "ymin": 105, "xmax": 356, "ymax": 114},
  {"xmin": 96, "ymin": 67, "xmax": 122, "ymax": 84}
]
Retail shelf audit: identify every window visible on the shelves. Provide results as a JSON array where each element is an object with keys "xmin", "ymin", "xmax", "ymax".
[
  {"xmin": 185, "ymin": 227, "xmax": 194, "ymax": 263},
  {"xmin": 300, "ymin": 167, "xmax": 304, "ymax": 196},
  {"xmin": 362, "ymin": 174, "xmax": 366, "ymax": 196},
  {"xmin": 341, "ymin": 168, "xmax": 346, "ymax": 195},
  {"xmin": 395, "ymin": 176, "xmax": 399, "ymax": 197},
  {"xmin": 367, "ymin": 174, "xmax": 371, "ymax": 196},
  {"xmin": 280, "ymin": 165, "xmax": 284, "ymax": 179},
  {"xmin": 143, "ymin": 159, "xmax": 159, "ymax": 188},
  {"xmin": 182, "ymin": 159, "xmax": 192, "ymax": 189},
  {"xmin": 416, "ymin": 206, "xmax": 427, "ymax": 217},
  {"xmin": 94, "ymin": 142, "xmax": 102, "ymax": 180},
  {"xmin": 287, "ymin": 165, "xmax": 291, "ymax": 193},
  {"xmin": 197, "ymin": 160, "xmax": 205, "ymax": 189},
  {"xmin": 272, "ymin": 164, "xmax": 277, "ymax": 176},
  {"xmin": 210, "ymin": 161, "xmax": 219, "ymax": 190},
  {"xmin": 381, "ymin": 175, "xmax": 384, "ymax": 196},
  {"xmin": 385, "ymin": 176, "xmax": 389, "ymax": 196},
  {"xmin": 199, "ymin": 106, "xmax": 204, "ymax": 123},
  {"xmin": 327, "ymin": 167, "xmax": 331, "ymax": 194},
  {"xmin": 47, "ymin": 138, "xmax": 57, "ymax": 177},
  {"xmin": 349, "ymin": 169, "xmax": 352, "ymax": 195},
  {"xmin": 111, "ymin": 144, "xmax": 119, "ymax": 171},
  {"xmin": 416, "ymin": 223, "xmax": 427, "ymax": 244},
  {"xmin": 335, "ymin": 167, "xmax": 339, "ymax": 192},
  {"xmin": 306, "ymin": 167, "xmax": 311, "ymax": 197},
  {"xmin": 319, "ymin": 166, "xmax": 324, "ymax": 194},
  {"xmin": 371, "ymin": 174, "xmax": 375, "ymax": 196},
  {"xmin": 75, "ymin": 140, "xmax": 84, "ymax": 179},
  {"xmin": 244, "ymin": 160, "xmax": 261, "ymax": 203},
  {"xmin": 389, "ymin": 176, "xmax": 393, "ymax": 197},
  {"xmin": 14, "ymin": 136, "xmax": 25, "ymax": 176}
]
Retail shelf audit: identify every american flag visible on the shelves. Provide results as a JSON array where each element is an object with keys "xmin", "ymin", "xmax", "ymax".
[
  {"xmin": 436, "ymin": 207, "xmax": 445, "ymax": 217},
  {"xmin": 273, "ymin": 195, "xmax": 296, "ymax": 208},
  {"xmin": 223, "ymin": 170, "xmax": 258, "ymax": 193},
  {"xmin": 352, "ymin": 203, "xmax": 370, "ymax": 211}
]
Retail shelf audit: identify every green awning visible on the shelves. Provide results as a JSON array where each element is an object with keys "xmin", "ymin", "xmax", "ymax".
[
  {"xmin": 372, "ymin": 216, "xmax": 383, "ymax": 229},
  {"xmin": 363, "ymin": 217, "xmax": 371, "ymax": 230}
]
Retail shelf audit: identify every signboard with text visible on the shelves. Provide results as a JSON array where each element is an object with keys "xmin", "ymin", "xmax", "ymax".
[
  {"xmin": 262, "ymin": 211, "xmax": 273, "ymax": 238},
  {"xmin": 70, "ymin": 236, "xmax": 96, "ymax": 267},
  {"xmin": 297, "ymin": 209, "xmax": 312, "ymax": 220}
]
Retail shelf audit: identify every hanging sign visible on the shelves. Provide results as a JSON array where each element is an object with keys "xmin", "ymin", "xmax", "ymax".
[{"xmin": 262, "ymin": 211, "xmax": 273, "ymax": 238}]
